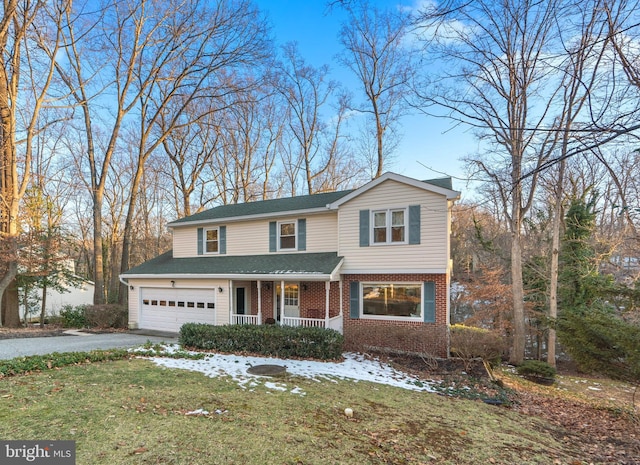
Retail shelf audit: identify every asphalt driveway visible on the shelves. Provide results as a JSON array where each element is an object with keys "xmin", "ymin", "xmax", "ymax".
[{"xmin": 0, "ymin": 331, "xmax": 178, "ymax": 360}]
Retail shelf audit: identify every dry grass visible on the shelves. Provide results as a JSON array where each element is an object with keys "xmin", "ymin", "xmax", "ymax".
[{"xmin": 0, "ymin": 357, "xmax": 590, "ymax": 464}]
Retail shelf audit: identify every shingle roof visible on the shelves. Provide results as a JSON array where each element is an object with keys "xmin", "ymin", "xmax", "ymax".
[
  {"xmin": 168, "ymin": 176, "xmax": 455, "ymax": 228},
  {"xmin": 421, "ymin": 177, "xmax": 453, "ymax": 190},
  {"xmin": 168, "ymin": 190, "xmax": 352, "ymax": 226},
  {"xmin": 122, "ymin": 250, "xmax": 344, "ymax": 279}
]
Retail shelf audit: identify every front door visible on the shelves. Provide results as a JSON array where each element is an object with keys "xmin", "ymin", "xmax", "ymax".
[
  {"xmin": 235, "ymin": 287, "xmax": 246, "ymax": 315},
  {"xmin": 275, "ymin": 282, "xmax": 300, "ymax": 320}
]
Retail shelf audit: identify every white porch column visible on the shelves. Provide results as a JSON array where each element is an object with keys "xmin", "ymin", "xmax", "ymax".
[
  {"xmin": 230, "ymin": 280, "xmax": 234, "ymax": 324},
  {"xmin": 325, "ymin": 281, "xmax": 330, "ymax": 326},
  {"xmin": 256, "ymin": 281, "xmax": 262, "ymax": 325},
  {"xmin": 280, "ymin": 280, "xmax": 285, "ymax": 324},
  {"xmin": 257, "ymin": 280, "xmax": 262, "ymax": 325}
]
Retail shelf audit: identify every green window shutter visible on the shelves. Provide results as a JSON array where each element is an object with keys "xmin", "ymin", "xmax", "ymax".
[
  {"xmin": 349, "ymin": 281, "xmax": 360, "ymax": 319},
  {"xmin": 297, "ymin": 218, "xmax": 306, "ymax": 251},
  {"xmin": 269, "ymin": 221, "xmax": 277, "ymax": 252},
  {"xmin": 197, "ymin": 227, "xmax": 203, "ymax": 255},
  {"xmin": 219, "ymin": 226, "xmax": 226, "ymax": 254},
  {"xmin": 409, "ymin": 205, "xmax": 421, "ymax": 245},
  {"xmin": 359, "ymin": 210, "xmax": 370, "ymax": 247},
  {"xmin": 423, "ymin": 281, "xmax": 435, "ymax": 323}
]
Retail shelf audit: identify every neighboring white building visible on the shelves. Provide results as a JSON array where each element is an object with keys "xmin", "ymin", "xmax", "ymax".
[{"xmin": 19, "ymin": 259, "xmax": 94, "ymax": 320}]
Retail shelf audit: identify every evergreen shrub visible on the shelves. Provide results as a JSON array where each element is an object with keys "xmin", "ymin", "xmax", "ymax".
[
  {"xmin": 179, "ymin": 323, "xmax": 344, "ymax": 360},
  {"xmin": 59, "ymin": 304, "xmax": 87, "ymax": 328},
  {"xmin": 516, "ymin": 360, "xmax": 557, "ymax": 379}
]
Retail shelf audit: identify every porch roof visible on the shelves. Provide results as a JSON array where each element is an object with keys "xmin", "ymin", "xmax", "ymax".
[{"xmin": 121, "ymin": 250, "xmax": 344, "ymax": 281}]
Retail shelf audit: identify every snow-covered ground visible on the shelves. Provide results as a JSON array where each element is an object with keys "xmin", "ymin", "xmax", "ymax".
[{"xmin": 132, "ymin": 344, "xmax": 437, "ymax": 396}]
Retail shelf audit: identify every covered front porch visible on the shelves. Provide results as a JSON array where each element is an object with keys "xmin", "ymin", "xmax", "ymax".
[{"xmin": 229, "ymin": 279, "xmax": 343, "ymax": 333}]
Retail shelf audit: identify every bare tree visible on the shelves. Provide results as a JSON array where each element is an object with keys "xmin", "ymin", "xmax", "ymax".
[
  {"xmin": 274, "ymin": 43, "xmax": 355, "ymax": 194},
  {"xmin": 337, "ymin": 1, "xmax": 414, "ymax": 178},
  {"xmin": 0, "ymin": 1, "xmax": 68, "ymax": 326},
  {"xmin": 416, "ymin": 0, "xmax": 566, "ymax": 363},
  {"xmin": 212, "ymin": 84, "xmax": 282, "ymax": 204},
  {"xmin": 116, "ymin": 0, "xmax": 270, "ymax": 303},
  {"xmin": 54, "ymin": 0, "xmax": 270, "ymax": 304},
  {"xmin": 535, "ymin": 0, "xmax": 616, "ymax": 365}
]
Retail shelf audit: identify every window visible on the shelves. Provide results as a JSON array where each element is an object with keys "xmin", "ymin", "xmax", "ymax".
[
  {"xmin": 361, "ymin": 283, "xmax": 422, "ymax": 319},
  {"xmin": 371, "ymin": 209, "xmax": 406, "ymax": 244},
  {"xmin": 278, "ymin": 221, "xmax": 296, "ymax": 250},
  {"xmin": 204, "ymin": 227, "xmax": 219, "ymax": 254}
]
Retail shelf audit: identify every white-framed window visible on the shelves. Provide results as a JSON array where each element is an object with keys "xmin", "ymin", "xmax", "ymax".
[
  {"xmin": 361, "ymin": 282, "xmax": 422, "ymax": 320},
  {"xmin": 204, "ymin": 227, "xmax": 219, "ymax": 254},
  {"xmin": 372, "ymin": 208, "xmax": 406, "ymax": 244},
  {"xmin": 278, "ymin": 220, "xmax": 296, "ymax": 250}
]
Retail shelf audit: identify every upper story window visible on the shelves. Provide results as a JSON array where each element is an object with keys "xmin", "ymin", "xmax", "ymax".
[
  {"xmin": 372, "ymin": 208, "xmax": 406, "ymax": 244},
  {"xmin": 278, "ymin": 221, "xmax": 296, "ymax": 250},
  {"xmin": 204, "ymin": 227, "xmax": 219, "ymax": 254}
]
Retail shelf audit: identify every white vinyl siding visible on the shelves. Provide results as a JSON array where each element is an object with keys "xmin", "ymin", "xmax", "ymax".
[
  {"xmin": 172, "ymin": 228, "xmax": 198, "ymax": 258},
  {"xmin": 338, "ymin": 179, "xmax": 450, "ymax": 273},
  {"xmin": 171, "ymin": 212, "xmax": 338, "ymax": 257}
]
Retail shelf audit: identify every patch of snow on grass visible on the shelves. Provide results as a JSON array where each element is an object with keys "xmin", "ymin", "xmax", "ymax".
[{"xmin": 138, "ymin": 345, "xmax": 436, "ymax": 394}]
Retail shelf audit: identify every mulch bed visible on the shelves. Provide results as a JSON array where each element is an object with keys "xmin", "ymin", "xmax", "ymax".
[
  {"xmin": 0, "ymin": 327, "xmax": 125, "ymax": 340},
  {"xmin": 0, "ymin": 327, "xmax": 70, "ymax": 339}
]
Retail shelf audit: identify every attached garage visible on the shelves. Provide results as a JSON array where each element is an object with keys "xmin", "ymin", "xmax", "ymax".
[{"xmin": 139, "ymin": 287, "xmax": 217, "ymax": 332}]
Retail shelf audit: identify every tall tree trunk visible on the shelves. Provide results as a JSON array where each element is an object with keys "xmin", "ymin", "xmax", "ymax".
[
  {"xmin": 1, "ymin": 278, "xmax": 21, "ymax": 327},
  {"xmin": 93, "ymin": 192, "xmax": 105, "ymax": 304},
  {"xmin": 510, "ymin": 228, "xmax": 526, "ymax": 364},
  {"xmin": 39, "ymin": 283, "xmax": 48, "ymax": 328},
  {"xmin": 119, "ymin": 161, "xmax": 145, "ymax": 305},
  {"xmin": 547, "ymin": 161, "xmax": 565, "ymax": 367}
]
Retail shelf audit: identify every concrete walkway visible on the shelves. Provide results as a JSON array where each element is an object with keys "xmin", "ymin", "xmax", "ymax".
[{"xmin": 0, "ymin": 331, "xmax": 178, "ymax": 360}]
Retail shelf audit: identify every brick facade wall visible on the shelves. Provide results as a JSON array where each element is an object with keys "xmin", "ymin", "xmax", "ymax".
[
  {"xmin": 243, "ymin": 275, "xmax": 450, "ymax": 358},
  {"xmin": 341, "ymin": 273, "xmax": 449, "ymax": 358}
]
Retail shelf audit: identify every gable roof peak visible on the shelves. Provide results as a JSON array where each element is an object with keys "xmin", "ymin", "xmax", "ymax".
[{"xmin": 327, "ymin": 172, "xmax": 460, "ymax": 209}]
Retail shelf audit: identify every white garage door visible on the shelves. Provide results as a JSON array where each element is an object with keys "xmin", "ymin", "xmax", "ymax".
[{"xmin": 140, "ymin": 288, "xmax": 217, "ymax": 332}]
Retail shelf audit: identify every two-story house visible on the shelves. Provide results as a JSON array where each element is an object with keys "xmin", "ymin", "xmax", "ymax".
[{"xmin": 120, "ymin": 172, "xmax": 460, "ymax": 357}]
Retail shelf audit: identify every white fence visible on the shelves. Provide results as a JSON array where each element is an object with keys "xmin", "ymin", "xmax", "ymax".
[
  {"xmin": 232, "ymin": 314, "xmax": 343, "ymax": 333},
  {"xmin": 231, "ymin": 314, "xmax": 259, "ymax": 325}
]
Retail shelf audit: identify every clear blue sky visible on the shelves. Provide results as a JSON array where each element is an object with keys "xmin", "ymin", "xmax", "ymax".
[{"xmin": 254, "ymin": 0, "xmax": 479, "ymax": 195}]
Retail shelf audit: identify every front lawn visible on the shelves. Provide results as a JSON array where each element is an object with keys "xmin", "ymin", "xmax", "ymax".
[{"xmin": 0, "ymin": 357, "xmax": 599, "ymax": 464}]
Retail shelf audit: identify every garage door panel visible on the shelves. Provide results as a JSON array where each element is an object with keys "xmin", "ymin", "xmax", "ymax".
[{"xmin": 140, "ymin": 288, "xmax": 217, "ymax": 332}]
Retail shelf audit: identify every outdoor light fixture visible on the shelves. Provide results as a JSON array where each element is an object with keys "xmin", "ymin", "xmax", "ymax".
[
  {"xmin": 302, "ymin": 284, "xmax": 308, "ymax": 291},
  {"xmin": 129, "ymin": 285, "xmax": 134, "ymax": 290},
  {"xmin": 171, "ymin": 280, "xmax": 175, "ymax": 287},
  {"xmin": 218, "ymin": 287, "xmax": 223, "ymax": 293}
]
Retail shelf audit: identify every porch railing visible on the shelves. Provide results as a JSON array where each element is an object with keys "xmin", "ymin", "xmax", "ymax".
[
  {"xmin": 231, "ymin": 313, "xmax": 343, "ymax": 333},
  {"xmin": 281, "ymin": 316, "xmax": 326, "ymax": 328},
  {"xmin": 231, "ymin": 314, "xmax": 260, "ymax": 325}
]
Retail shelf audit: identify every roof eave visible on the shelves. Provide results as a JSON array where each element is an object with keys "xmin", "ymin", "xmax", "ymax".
[
  {"xmin": 167, "ymin": 206, "xmax": 333, "ymax": 229},
  {"xmin": 121, "ymin": 272, "xmax": 338, "ymax": 281}
]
